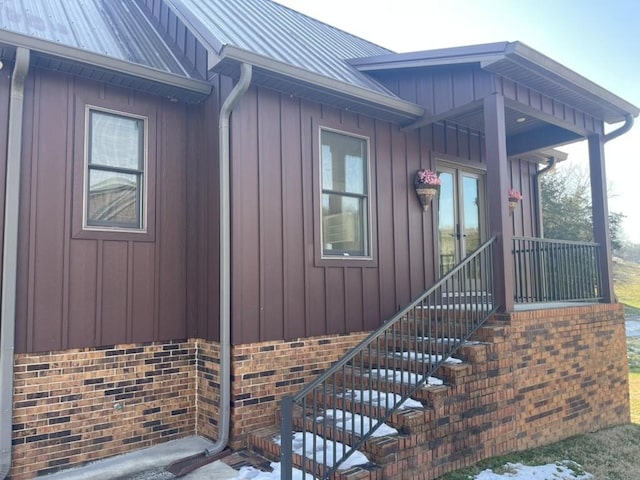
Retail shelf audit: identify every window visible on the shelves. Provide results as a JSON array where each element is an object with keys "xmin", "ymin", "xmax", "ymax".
[
  {"xmin": 85, "ymin": 109, "xmax": 146, "ymax": 230},
  {"xmin": 321, "ymin": 129, "xmax": 370, "ymax": 257}
]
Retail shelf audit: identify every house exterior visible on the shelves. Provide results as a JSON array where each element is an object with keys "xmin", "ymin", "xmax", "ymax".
[{"xmin": 0, "ymin": 1, "xmax": 637, "ymax": 479}]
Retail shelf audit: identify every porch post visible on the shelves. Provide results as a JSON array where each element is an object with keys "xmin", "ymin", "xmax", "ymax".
[
  {"xmin": 587, "ymin": 133, "xmax": 614, "ymax": 303},
  {"xmin": 483, "ymin": 93, "xmax": 514, "ymax": 312}
]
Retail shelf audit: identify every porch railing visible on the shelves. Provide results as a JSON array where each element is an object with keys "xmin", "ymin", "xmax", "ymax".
[
  {"xmin": 280, "ymin": 237, "xmax": 497, "ymax": 480},
  {"xmin": 513, "ymin": 236, "xmax": 603, "ymax": 304}
]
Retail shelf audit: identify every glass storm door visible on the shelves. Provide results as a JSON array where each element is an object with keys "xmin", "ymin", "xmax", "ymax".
[{"xmin": 437, "ymin": 166, "xmax": 484, "ymax": 277}]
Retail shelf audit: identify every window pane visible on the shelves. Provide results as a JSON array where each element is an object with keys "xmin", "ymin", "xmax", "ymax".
[
  {"xmin": 87, "ymin": 169, "xmax": 140, "ymax": 228},
  {"xmin": 321, "ymin": 130, "xmax": 366, "ymax": 194},
  {"xmin": 322, "ymin": 193, "xmax": 367, "ymax": 256},
  {"xmin": 90, "ymin": 111, "xmax": 143, "ymax": 170}
]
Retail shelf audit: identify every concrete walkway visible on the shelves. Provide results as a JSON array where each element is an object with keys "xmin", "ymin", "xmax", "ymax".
[{"xmin": 42, "ymin": 436, "xmax": 240, "ymax": 480}]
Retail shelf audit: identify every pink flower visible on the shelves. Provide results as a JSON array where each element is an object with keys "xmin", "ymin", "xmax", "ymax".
[
  {"xmin": 508, "ymin": 189, "xmax": 523, "ymax": 201},
  {"xmin": 416, "ymin": 169, "xmax": 441, "ymax": 186}
]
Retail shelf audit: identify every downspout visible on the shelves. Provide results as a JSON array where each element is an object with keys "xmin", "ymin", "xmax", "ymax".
[
  {"xmin": 534, "ymin": 155, "xmax": 557, "ymax": 237},
  {"xmin": 1, "ymin": 47, "xmax": 30, "ymax": 480},
  {"xmin": 604, "ymin": 114, "xmax": 634, "ymax": 144},
  {"xmin": 205, "ymin": 62, "xmax": 252, "ymax": 456}
]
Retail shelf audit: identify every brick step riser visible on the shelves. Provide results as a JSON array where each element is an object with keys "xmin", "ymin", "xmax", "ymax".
[
  {"xmin": 248, "ymin": 427, "xmax": 383, "ymax": 480},
  {"xmin": 349, "ymin": 354, "xmax": 472, "ymax": 385},
  {"xmin": 383, "ymin": 337, "xmax": 462, "ymax": 356},
  {"xmin": 276, "ymin": 392, "xmax": 432, "ymax": 433},
  {"xmin": 333, "ymin": 370, "xmax": 450, "ymax": 406},
  {"xmin": 290, "ymin": 414, "xmax": 403, "ymax": 464}
]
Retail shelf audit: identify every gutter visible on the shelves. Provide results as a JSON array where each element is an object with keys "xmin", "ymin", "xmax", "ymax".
[
  {"xmin": 1, "ymin": 46, "xmax": 30, "ymax": 480},
  {"xmin": 604, "ymin": 114, "xmax": 634, "ymax": 143},
  {"xmin": 205, "ymin": 62, "xmax": 253, "ymax": 456},
  {"xmin": 211, "ymin": 45, "xmax": 424, "ymax": 123},
  {"xmin": 0, "ymin": 30, "xmax": 211, "ymax": 98},
  {"xmin": 534, "ymin": 156, "xmax": 558, "ymax": 238}
]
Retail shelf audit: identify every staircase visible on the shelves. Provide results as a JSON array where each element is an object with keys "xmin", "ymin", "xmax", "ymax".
[{"xmin": 247, "ymin": 238, "xmax": 503, "ymax": 480}]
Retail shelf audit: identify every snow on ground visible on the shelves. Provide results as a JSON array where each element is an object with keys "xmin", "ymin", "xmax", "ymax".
[
  {"xmin": 337, "ymin": 389, "xmax": 423, "ymax": 409},
  {"xmin": 474, "ymin": 461, "xmax": 592, "ymax": 479},
  {"xmin": 315, "ymin": 410, "xmax": 397, "ymax": 437},
  {"xmin": 274, "ymin": 432, "xmax": 369, "ymax": 470},
  {"xmin": 230, "ymin": 462, "xmax": 315, "ymax": 479},
  {"xmin": 364, "ymin": 368, "xmax": 444, "ymax": 386},
  {"xmin": 228, "ymin": 460, "xmax": 593, "ymax": 480}
]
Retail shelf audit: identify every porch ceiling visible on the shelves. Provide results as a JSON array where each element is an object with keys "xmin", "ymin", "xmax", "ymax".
[{"xmin": 434, "ymin": 103, "xmax": 583, "ymax": 157}]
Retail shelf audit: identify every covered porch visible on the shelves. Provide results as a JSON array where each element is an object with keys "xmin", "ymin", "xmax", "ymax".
[{"xmin": 351, "ymin": 41, "xmax": 639, "ymax": 312}]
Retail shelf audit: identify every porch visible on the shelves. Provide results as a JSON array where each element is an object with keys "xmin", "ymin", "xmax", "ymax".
[{"xmin": 273, "ymin": 237, "xmax": 626, "ymax": 480}]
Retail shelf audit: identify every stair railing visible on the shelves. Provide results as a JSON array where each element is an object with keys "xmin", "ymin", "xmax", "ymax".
[{"xmin": 280, "ymin": 237, "xmax": 498, "ymax": 480}]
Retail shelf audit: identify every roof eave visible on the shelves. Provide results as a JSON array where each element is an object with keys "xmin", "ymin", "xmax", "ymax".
[
  {"xmin": 351, "ymin": 41, "xmax": 639, "ymax": 124},
  {"xmin": 0, "ymin": 29, "xmax": 212, "ymax": 99},
  {"xmin": 211, "ymin": 45, "xmax": 424, "ymax": 123},
  {"xmin": 486, "ymin": 42, "xmax": 640, "ymax": 123},
  {"xmin": 348, "ymin": 41, "xmax": 510, "ymax": 72}
]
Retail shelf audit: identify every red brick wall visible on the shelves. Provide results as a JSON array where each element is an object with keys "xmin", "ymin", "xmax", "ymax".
[
  {"xmin": 227, "ymin": 333, "xmax": 369, "ymax": 447},
  {"xmin": 510, "ymin": 304, "xmax": 629, "ymax": 449},
  {"xmin": 8, "ymin": 304, "xmax": 629, "ymax": 479},
  {"xmin": 10, "ymin": 341, "xmax": 196, "ymax": 479}
]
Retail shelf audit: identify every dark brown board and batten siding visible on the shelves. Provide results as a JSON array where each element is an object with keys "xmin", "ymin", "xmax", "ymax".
[
  {"xmin": 14, "ymin": 68, "xmax": 194, "ymax": 354},
  {"xmin": 228, "ymin": 86, "xmax": 491, "ymax": 345}
]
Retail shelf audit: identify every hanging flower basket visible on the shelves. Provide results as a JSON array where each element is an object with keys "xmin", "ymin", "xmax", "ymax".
[
  {"xmin": 414, "ymin": 169, "xmax": 441, "ymax": 212},
  {"xmin": 508, "ymin": 188, "xmax": 523, "ymax": 215}
]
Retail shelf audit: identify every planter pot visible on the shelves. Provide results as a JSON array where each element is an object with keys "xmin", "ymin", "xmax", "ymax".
[
  {"xmin": 416, "ymin": 185, "xmax": 439, "ymax": 211},
  {"xmin": 508, "ymin": 198, "xmax": 519, "ymax": 215}
]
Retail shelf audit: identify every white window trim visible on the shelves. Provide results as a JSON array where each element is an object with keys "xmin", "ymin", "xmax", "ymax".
[
  {"xmin": 82, "ymin": 105, "xmax": 149, "ymax": 234},
  {"xmin": 319, "ymin": 126, "xmax": 373, "ymax": 261}
]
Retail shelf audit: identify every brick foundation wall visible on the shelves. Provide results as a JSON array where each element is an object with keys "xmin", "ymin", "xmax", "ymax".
[
  {"xmin": 196, "ymin": 340, "xmax": 221, "ymax": 441},
  {"xmin": 227, "ymin": 332, "xmax": 368, "ymax": 447},
  {"xmin": 10, "ymin": 341, "xmax": 196, "ymax": 479},
  {"xmin": 7, "ymin": 304, "xmax": 630, "ymax": 479},
  {"xmin": 509, "ymin": 303, "xmax": 629, "ymax": 450}
]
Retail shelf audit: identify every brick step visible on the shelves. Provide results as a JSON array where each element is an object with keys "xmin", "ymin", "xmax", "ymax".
[
  {"xmin": 453, "ymin": 342, "xmax": 489, "ymax": 364},
  {"xmin": 287, "ymin": 404, "xmax": 404, "ymax": 464},
  {"xmin": 334, "ymin": 366, "xmax": 450, "ymax": 407},
  {"xmin": 379, "ymin": 332, "xmax": 465, "ymax": 355},
  {"xmin": 248, "ymin": 425, "xmax": 383, "ymax": 480},
  {"xmin": 350, "ymin": 351, "xmax": 472, "ymax": 385},
  {"xmin": 469, "ymin": 324, "xmax": 508, "ymax": 343},
  {"xmin": 276, "ymin": 384, "xmax": 431, "ymax": 433}
]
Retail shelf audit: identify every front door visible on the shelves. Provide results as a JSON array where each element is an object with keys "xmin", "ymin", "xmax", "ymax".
[{"xmin": 437, "ymin": 165, "xmax": 485, "ymax": 277}]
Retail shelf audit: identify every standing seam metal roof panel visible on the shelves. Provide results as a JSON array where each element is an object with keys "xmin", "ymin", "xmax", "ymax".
[
  {"xmin": 0, "ymin": 0, "xmax": 191, "ymax": 76},
  {"xmin": 169, "ymin": 0, "xmax": 397, "ymax": 95}
]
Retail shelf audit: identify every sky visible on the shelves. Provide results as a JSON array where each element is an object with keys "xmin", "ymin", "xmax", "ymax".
[{"xmin": 275, "ymin": 0, "xmax": 640, "ymax": 243}]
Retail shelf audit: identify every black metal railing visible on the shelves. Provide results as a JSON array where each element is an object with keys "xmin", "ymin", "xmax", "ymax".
[
  {"xmin": 279, "ymin": 237, "xmax": 497, "ymax": 480},
  {"xmin": 513, "ymin": 236, "xmax": 603, "ymax": 304}
]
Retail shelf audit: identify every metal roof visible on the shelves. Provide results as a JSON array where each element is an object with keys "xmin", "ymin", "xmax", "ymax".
[
  {"xmin": 0, "ymin": 0, "xmax": 187, "ymax": 75},
  {"xmin": 0, "ymin": 0, "xmax": 211, "ymax": 101},
  {"xmin": 350, "ymin": 41, "xmax": 640, "ymax": 124},
  {"xmin": 166, "ymin": 0, "xmax": 395, "ymax": 96}
]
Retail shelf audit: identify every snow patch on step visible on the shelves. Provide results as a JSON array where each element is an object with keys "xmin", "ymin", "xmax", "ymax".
[
  {"xmin": 418, "ymin": 336, "xmax": 482, "ymax": 345},
  {"xmin": 337, "ymin": 389, "xmax": 423, "ymax": 410},
  {"xmin": 390, "ymin": 351, "xmax": 463, "ymax": 364},
  {"xmin": 275, "ymin": 432, "xmax": 369, "ymax": 470},
  {"xmin": 315, "ymin": 410, "xmax": 398, "ymax": 437},
  {"xmin": 363, "ymin": 369, "xmax": 444, "ymax": 386}
]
